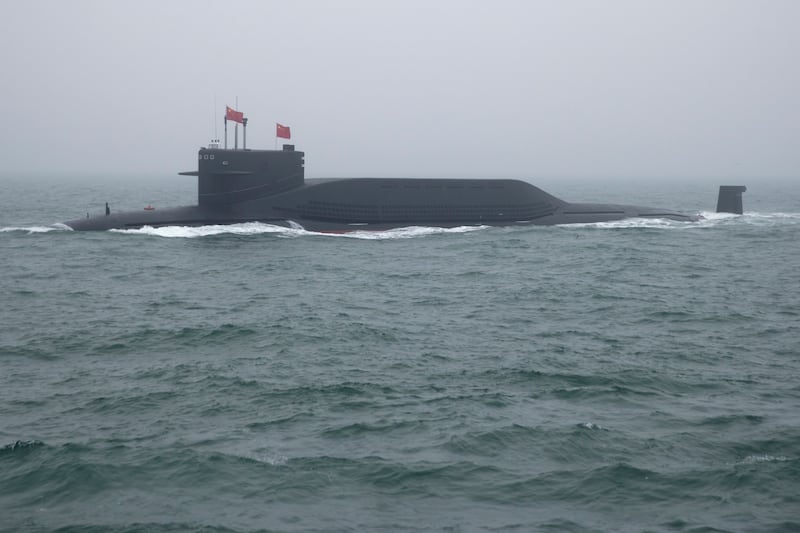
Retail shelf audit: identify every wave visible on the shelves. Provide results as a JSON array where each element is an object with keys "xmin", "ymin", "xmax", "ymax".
[
  {"xmin": 558, "ymin": 217, "xmax": 696, "ymax": 230},
  {"xmin": 32, "ymin": 523, "xmax": 243, "ymax": 533},
  {"xmin": 0, "ymin": 224, "xmax": 71, "ymax": 233},
  {"xmin": 100, "ymin": 213, "xmax": 795, "ymax": 237},
  {"xmin": 4, "ymin": 210, "xmax": 797, "ymax": 237},
  {"xmin": 4, "ymin": 438, "xmax": 797, "ymax": 531},
  {"xmin": 553, "ymin": 210, "xmax": 800, "ymax": 230},
  {"xmin": 6, "ymin": 323, "xmax": 260, "ymax": 359},
  {"xmin": 109, "ymin": 222, "xmax": 488, "ymax": 240},
  {"xmin": 1, "ymin": 439, "xmax": 46, "ymax": 454},
  {"xmin": 739, "ymin": 454, "xmax": 793, "ymax": 464}
]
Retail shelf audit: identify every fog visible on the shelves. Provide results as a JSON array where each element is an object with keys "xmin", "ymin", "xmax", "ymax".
[{"xmin": 1, "ymin": 0, "xmax": 798, "ymax": 180}]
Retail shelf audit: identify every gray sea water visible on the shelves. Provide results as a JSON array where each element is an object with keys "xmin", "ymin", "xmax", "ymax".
[{"xmin": 1, "ymin": 175, "xmax": 799, "ymax": 532}]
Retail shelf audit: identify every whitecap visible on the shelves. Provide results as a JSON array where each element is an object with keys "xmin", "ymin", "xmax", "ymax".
[
  {"xmin": 577, "ymin": 422, "xmax": 605, "ymax": 430},
  {"xmin": 741, "ymin": 454, "xmax": 791, "ymax": 464}
]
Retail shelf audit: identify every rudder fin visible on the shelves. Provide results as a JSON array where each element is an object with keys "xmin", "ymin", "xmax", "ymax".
[{"xmin": 716, "ymin": 185, "xmax": 746, "ymax": 214}]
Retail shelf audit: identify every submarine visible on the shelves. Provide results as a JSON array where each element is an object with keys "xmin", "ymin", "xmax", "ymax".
[{"xmin": 63, "ymin": 124, "xmax": 745, "ymax": 232}]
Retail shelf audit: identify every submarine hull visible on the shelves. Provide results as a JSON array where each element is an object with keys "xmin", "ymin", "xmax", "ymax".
[
  {"xmin": 63, "ymin": 183, "xmax": 698, "ymax": 232},
  {"xmin": 63, "ymin": 146, "xmax": 700, "ymax": 231}
]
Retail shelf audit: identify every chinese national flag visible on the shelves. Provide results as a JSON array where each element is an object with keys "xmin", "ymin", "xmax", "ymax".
[
  {"xmin": 276, "ymin": 123, "xmax": 291, "ymax": 139},
  {"xmin": 226, "ymin": 106, "xmax": 244, "ymax": 124}
]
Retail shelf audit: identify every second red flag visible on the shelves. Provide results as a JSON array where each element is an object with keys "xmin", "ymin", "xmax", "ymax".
[{"xmin": 276, "ymin": 123, "xmax": 291, "ymax": 139}]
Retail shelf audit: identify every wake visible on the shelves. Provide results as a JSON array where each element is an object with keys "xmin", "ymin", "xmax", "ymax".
[
  {"xmin": 3, "ymin": 212, "xmax": 797, "ymax": 238},
  {"xmin": 557, "ymin": 211, "xmax": 800, "ymax": 230},
  {"xmin": 110, "ymin": 222, "xmax": 488, "ymax": 240}
]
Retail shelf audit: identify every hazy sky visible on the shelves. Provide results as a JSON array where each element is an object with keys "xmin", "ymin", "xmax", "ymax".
[{"xmin": 1, "ymin": 0, "xmax": 798, "ymax": 180}]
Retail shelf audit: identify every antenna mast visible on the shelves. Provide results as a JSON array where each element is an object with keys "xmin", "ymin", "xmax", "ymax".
[
  {"xmin": 208, "ymin": 93, "xmax": 221, "ymax": 149},
  {"xmin": 234, "ymin": 96, "xmax": 239, "ymax": 150}
]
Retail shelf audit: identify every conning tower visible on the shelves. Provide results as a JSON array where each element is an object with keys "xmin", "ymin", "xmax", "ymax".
[{"xmin": 180, "ymin": 144, "xmax": 305, "ymax": 208}]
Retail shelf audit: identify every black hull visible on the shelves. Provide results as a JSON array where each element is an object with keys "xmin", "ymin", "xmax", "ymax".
[
  {"xmin": 64, "ymin": 146, "xmax": 702, "ymax": 231},
  {"xmin": 63, "ymin": 188, "xmax": 698, "ymax": 232}
]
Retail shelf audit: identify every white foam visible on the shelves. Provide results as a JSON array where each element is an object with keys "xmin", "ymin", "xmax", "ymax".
[
  {"xmin": 109, "ymin": 222, "xmax": 488, "ymax": 240},
  {"xmin": 10, "ymin": 212, "xmax": 796, "ymax": 238},
  {"xmin": 558, "ymin": 217, "xmax": 694, "ymax": 230},
  {"xmin": 740, "ymin": 454, "xmax": 791, "ymax": 464},
  {"xmin": 556, "ymin": 211, "xmax": 800, "ymax": 230},
  {"xmin": 261, "ymin": 454, "xmax": 289, "ymax": 466},
  {"xmin": 0, "ymin": 225, "xmax": 71, "ymax": 233},
  {"xmin": 110, "ymin": 222, "xmax": 298, "ymax": 239},
  {"xmin": 577, "ymin": 422, "xmax": 606, "ymax": 430},
  {"xmin": 689, "ymin": 212, "xmax": 800, "ymax": 230},
  {"xmin": 739, "ymin": 212, "xmax": 800, "ymax": 224},
  {"xmin": 333, "ymin": 225, "xmax": 488, "ymax": 240}
]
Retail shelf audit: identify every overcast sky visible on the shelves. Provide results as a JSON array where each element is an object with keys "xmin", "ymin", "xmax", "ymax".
[{"xmin": 1, "ymin": 0, "xmax": 798, "ymax": 180}]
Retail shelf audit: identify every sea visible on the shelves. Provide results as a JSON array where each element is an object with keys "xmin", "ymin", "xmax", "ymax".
[{"xmin": 1, "ymin": 174, "xmax": 798, "ymax": 532}]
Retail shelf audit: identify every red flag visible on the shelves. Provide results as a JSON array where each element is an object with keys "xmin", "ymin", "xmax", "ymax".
[
  {"xmin": 276, "ymin": 123, "xmax": 291, "ymax": 139},
  {"xmin": 226, "ymin": 106, "xmax": 244, "ymax": 124}
]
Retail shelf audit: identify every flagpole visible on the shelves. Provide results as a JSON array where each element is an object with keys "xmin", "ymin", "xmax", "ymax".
[
  {"xmin": 235, "ymin": 96, "xmax": 239, "ymax": 150},
  {"xmin": 224, "ymin": 117, "xmax": 228, "ymax": 150}
]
